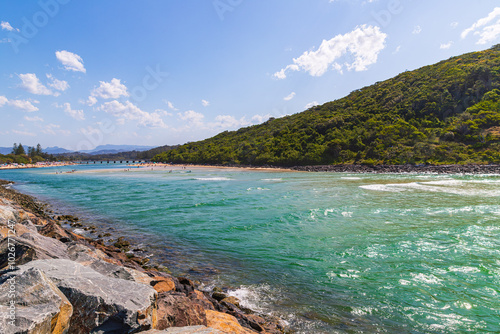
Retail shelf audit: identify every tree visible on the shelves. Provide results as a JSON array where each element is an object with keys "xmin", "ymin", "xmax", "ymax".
[
  {"xmin": 36, "ymin": 143, "xmax": 43, "ymax": 156},
  {"xmin": 16, "ymin": 143, "xmax": 26, "ymax": 155},
  {"xmin": 12, "ymin": 143, "xmax": 18, "ymax": 155}
]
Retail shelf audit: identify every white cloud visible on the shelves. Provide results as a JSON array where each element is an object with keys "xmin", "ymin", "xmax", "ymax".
[
  {"xmin": 209, "ymin": 115, "xmax": 251, "ymax": 129},
  {"xmin": 0, "ymin": 95, "xmax": 39, "ymax": 112},
  {"xmin": 178, "ymin": 110, "xmax": 205, "ymax": 125},
  {"xmin": 89, "ymin": 78, "xmax": 129, "ymax": 103},
  {"xmin": 1, "ymin": 21, "xmax": 18, "ymax": 32},
  {"xmin": 201, "ymin": 99, "xmax": 210, "ymax": 107},
  {"xmin": 305, "ymin": 101, "xmax": 319, "ymax": 109},
  {"xmin": 24, "ymin": 116, "xmax": 44, "ymax": 122},
  {"xmin": 46, "ymin": 74, "xmax": 69, "ymax": 92},
  {"xmin": 251, "ymin": 114, "xmax": 273, "ymax": 124},
  {"xmin": 99, "ymin": 100, "xmax": 165, "ymax": 128},
  {"xmin": 155, "ymin": 108, "xmax": 172, "ymax": 117},
  {"xmin": 462, "ymin": 7, "xmax": 500, "ymax": 45},
  {"xmin": 56, "ymin": 102, "xmax": 85, "ymax": 121},
  {"xmin": 440, "ymin": 41, "xmax": 453, "ymax": 49},
  {"xmin": 274, "ymin": 25, "xmax": 386, "ymax": 79},
  {"xmin": 451, "ymin": 22, "xmax": 459, "ymax": 29},
  {"xmin": 12, "ymin": 129, "xmax": 36, "ymax": 137},
  {"xmin": 283, "ymin": 92, "xmax": 296, "ymax": 101},
  {"xmin": 86, "ymin": 96, "xmax": 98, "ymax": 106},
  {"xmin": 55, "ymin": 50, "xmax": 86, "ymax": 73},
  {"xmin": 18, "ymin": 73, "xmax": 56, "ymax": 96},
  {"xmin": 393, "ymin": 45, "xmax": 401, "ymax": 54},
  {"xmin": 164, "ymin": 100, "xmax": 178, "ymax": 111},
  {"xmin": 412, "ymin": 25, "xmax": 422, "ymax": 34}
]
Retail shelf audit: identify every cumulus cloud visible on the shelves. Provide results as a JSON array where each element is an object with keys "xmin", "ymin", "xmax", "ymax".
[
  {"xmin": 305, "ymin": 101, "xmax": 319, "ymax": 109},
  {"xmin": 412, "ymin": 25, "xmax": 422, "ymax": 34},
  {"xmin": 209, "ymin": 115, "xmax": 251, "ymax": 129},
  {"xmin": 88, "ymin": 78, "xmax": 129, "ymax": 105},
  {"xmin": 1, "ymin": 21, "xmax": 18, "ymax": 32},
  {"xmin": 461, "ymin": 7, "xmax": 500, "ymax": 45},
  {"xmin": 274, "ymin": 25, "xmax": 386, "ymax": 79},
  {"xmin": 55, "ymin": 50, "xmax": 86, "ymax": 73},
  {"xmin": 178, "ymin": 110, "xmax": 205, "ymax": 126},
  {"xmin": 283, "ymin": 92, "xmax": 296, "ymax": 101},
  {"xmin": 46, "ymin": 74, "xmax": 69, "ymax": 92},
  {"xmin": 451, "ymin": 22, "xmax": 459, "ymax": 29},
  {"xmin": 18, "ymin": 73, "xmax": 56, "ymax": 96},
  {"xmin": 24, "ymin": 116, "xmax": 44, "ymax": 122},
  {"xmin": 0, "ymin": 95, "xmax": 39, "ymax": 112},
  {"xmin": 99, "ymin": 100, "xmax": 165, "ymax": 128},
  {"xmin": 202, "ymin": 99, "xmax": 210, "ymax": 107},
  {"xmin": 440, "ymin": 41, "xmax": 453, "ymax": 49},
  {"xmin": 56, "ymin": 102, "xmax": 85, "ymax": 121}
]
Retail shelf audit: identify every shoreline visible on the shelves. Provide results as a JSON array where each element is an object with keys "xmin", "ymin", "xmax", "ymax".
[
  {"xmin": 130, "ymin": 162, "xmax": 500, "ymax": 174},
  {"xmin": 0, "ymin": 162, "xmax": 78, "ymax": 170},
  {"xmin": 0, "ymin": 179, "xmax": 287, "ymax": 333}
]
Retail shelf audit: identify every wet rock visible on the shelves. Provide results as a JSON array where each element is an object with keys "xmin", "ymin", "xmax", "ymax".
[
  {"xmin": 156, "ymin": 292, "xmax": 208, "ymax": 329},
  {"xmin": 12, "ymin": 259, "xmax": 157, "ymax": 333},
  {"xmin": 0, "ymin": 267, "xmax": 73, "ymax": 334},
  {"xmin": 211, "ymin": 291, "xmax": 227, "ymax": 302},
  {"xmin": 114, "ymin": 236, "xmax": 131, "ymax": 250},
  {"xmin": 221, "ymin": 296, "xmax": 240, "ymax": 308},
  {"xmin": 205, "ymin": 310, "xmax": 256, "ymax": 334}
]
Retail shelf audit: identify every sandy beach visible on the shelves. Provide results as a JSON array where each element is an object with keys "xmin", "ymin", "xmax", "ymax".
[{"xmin": 0, "ymin": 162, "xmax": 78, "ymax": 170}]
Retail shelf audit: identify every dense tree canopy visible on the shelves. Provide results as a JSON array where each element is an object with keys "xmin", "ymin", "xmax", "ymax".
[{"xmin": 153, "ymin": 45, "xmax": 500, "ymax": 165}]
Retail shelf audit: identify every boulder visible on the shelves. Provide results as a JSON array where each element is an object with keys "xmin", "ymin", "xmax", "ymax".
[
  {"xmin": 0, "ymin": 267, "xmax": 72, "ymax": 334},
  {"xmin": 67, "ymin": 242, "xmax": 134, "ymax": 280},
  {"xmin": 0, "ymin": 232, "xmax": 69, "ymax": 269},
  {"xmin": 140, "ymin": 326, "xmax": 222, "ymax": 333},
  {"xmin": 221, "ymin": 296, "xmax": 240, "ymax": 308},
  {"xmin": 9, "ymin": 259, "xmax": 157, "ymax": 333},
  {"xmin": 205, "ymin": 310, "xmax": 257, "ymax": 334},
  {"xmin": 0, "ymin": 204, "xmax": 17, "ymax": 223},
  {"xmin": 152, "ymin": 277, "xmax": 177, "ymax": 293},
  {"xmin": 156, "ymin": 292, "xmax": 207, "ymax": 329}
]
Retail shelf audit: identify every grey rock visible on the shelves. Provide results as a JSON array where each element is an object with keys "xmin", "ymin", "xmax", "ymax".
[
  {"xmin": 67, "ymin": 242, "xmax": 134, "ymax": 280},
  {"xmin": 10, "ymin": 259, "xmax": 157, "ymax": 334},
  {"xmin": 0, "ymin": 267, "xmax": 73, "ymax": 334},
  {"xmin": 0, "ymin": 233, "xmax": 69, "ymax": 269}
]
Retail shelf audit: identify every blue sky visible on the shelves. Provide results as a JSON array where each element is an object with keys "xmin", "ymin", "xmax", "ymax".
[{"xmin": 0, "ymin": 0, "xmax": 499, "ymax": 150}]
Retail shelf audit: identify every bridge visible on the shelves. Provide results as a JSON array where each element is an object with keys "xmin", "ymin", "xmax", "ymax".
[{"xmin": 75, "ymin": 160, "xmax": 151, "ymax": 164}]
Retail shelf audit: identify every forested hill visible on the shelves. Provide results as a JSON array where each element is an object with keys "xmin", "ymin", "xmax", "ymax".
[{"xmin": 154, "ymin": 45, "xmax": 500, "ymax": 166}]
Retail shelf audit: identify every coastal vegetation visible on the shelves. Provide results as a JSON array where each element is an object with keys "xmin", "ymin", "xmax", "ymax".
[
  {"xmin": 153, "ymin": 45, "xmax": 500, "ymax": 166},
  {"xmin": 0, "ymin": 143, "xmax": 57, "ymax": 164}
]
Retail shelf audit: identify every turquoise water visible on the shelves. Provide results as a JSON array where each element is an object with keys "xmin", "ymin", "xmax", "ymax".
[{"xmin": 1, "ymin": 165, "xmax": 500, "ymax": 333}]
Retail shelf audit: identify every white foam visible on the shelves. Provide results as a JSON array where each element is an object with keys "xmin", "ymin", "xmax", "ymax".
[
  {"xmin": 227, "ymin": 284, "xmax": 278, "ymax": 313},
  {"xmin": 341, "ymin": 177, "xmax": 361, "ymax": 180},
  {"xmin": 261, "ymin": 178, "xmax": 283, "ymax": 181},
  {"xmin": 195, "ymin": 177, "xmax": 231, "ymax": 181}
]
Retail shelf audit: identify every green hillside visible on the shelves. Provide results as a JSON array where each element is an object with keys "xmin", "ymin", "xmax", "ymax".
[{"xmin": 154, "ymin": 45, "xmax": 500, "ymax": 166}]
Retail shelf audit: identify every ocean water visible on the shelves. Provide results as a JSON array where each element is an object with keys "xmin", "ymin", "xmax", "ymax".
[{"xmin": 1, "ymin": 165, "xmax": 500, "ymax": 333}]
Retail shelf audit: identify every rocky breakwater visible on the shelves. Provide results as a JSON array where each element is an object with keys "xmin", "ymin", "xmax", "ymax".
[{"xmin": 0, "ymin": 180, "xmax": 286, "ymax": 334}]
